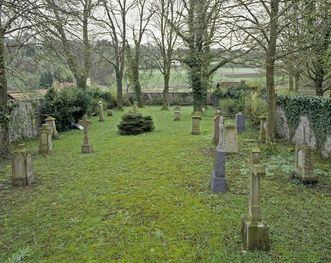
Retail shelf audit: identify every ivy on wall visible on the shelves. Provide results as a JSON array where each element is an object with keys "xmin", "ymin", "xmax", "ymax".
[{"xmin": 277, "ymin": 95, "xmax": 331, "ymax": 150}]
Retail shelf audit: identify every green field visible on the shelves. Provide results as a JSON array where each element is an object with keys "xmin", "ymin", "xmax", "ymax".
[{"xmin": 1, "ymin": 107, "xmax": 330, "ymax": 262}]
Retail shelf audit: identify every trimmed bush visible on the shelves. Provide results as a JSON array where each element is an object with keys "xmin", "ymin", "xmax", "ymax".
[
  {"xmin": 244, "ymin": 92, "xmax": 267, "ymax": 127},
  {"xmin": 118, "ymin": 113, "xmax": 154, "ymax": 135},
  {"xmin": 219, "ymin": 98, "xmax": 245, "ymax": 118}
]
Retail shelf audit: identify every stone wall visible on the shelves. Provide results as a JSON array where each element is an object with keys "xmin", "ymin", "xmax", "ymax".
[
  {"xmin": 9, "ymin": 101, "xmax": 41, "ymax": 142},
  {"xmin": 276, "ymin": 107, "xmax": 331, "ymax": 157}
]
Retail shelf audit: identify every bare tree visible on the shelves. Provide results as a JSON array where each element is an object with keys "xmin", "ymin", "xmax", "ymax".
[
  {"xmin": 126, "ymin": 0, "xmax": 154, "ymax": 107},
  {"xmin": 41, "ymin": 0, "xmax": 100, "ymax": 89},
  {"xmin": 149, "ymin": 0, "xmax": 180, "ymax": 110}
]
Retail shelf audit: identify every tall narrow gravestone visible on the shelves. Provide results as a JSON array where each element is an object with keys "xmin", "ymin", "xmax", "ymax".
[
  {"xmin": 223, "ymin": 125, "xmax": 239, "ymax": 153},
  {"xmin": 174, "ymin": 106, "xmax": 180, "ymax": 121},
  {"xmin": 294, "ymin": 127, "xmax": 318, "ymax": 184},
  {"xmin": 236, "ymin": 112, "xmax": 246, "ymax": 134},
  {"xmin": 98, "ymin": 101, "xmax": 105, "ymax": 122},
  {"xmin": 45, "ymin": 116, "xmax": 58, "ymax": 138},
  {"xmin": 39, "ymin": 124, "xmax": 52, "ymax": 154},
  {"xmin": 213, "ymin": 114, "xmax": 223, "ymax": 146},
  {"xmin": 191, "ymin": 112, "xmax": 201, "ymax": 135},
  {"xmin": 11, "ymin": 144, "xmax": 34, "ymax": 187},
  {"xmin": 241, "ymin": 148, "xmax": 270, "ymax": 251},
  {"xmin": 211, "ymin": 116, "xmax": 227, "ymax": 192},
  {"xmin": 259, "ymin": 115, "xmax": 267, "ymax": 143},
  {"xmin": 133, "ymin": 101, "xmax": 138, "ymax": 113},
  {"xmin": 79, "ymin": 115, "xmax": 93, "ymax": 153}
]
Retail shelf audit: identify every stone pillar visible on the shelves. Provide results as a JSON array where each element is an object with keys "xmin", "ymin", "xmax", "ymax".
[
  {"xmin": 211, "ymin": 116, "xmax": 226, "ymax": 192},
  {"xmin": 191, "ymin": 112, "xmax": 201, "ymax": 135},
  {"xmin": 223, "ymin": 125, "xmax": 239, "ymax": 153},
  {"xmin": 241, "ymin": 148, "xmax": 270, "ymax": 251},
  {"xmin": 174, "ymin": 106, "xmax": 180, "ymax": 121},
  {"xmin": 98, "ymin": 101, "xmax": 105, "ymax": 122},
  {"xmin": 39, "ymin": 124, "xmax": 53, "ymax": 154},
  {"xmin": 213, "ymin": 115, "xmax": 221, "ymax": 146},
  {"xmin": 236, "ymin": 112, "xmax": 246, "ymax": 134},
  {"xmin": 45, "ymin": 116, "xmax": 58, "ymax": 138},
  {"xmin": 11, "ymin": 144, "xmax": 34, "ymax": 187},
  {"xmin": 133, "ymin": 101, "xmax": 138, "ymax": 113},
  {"xmin": 259, "ymin": 115, "xmax": 267, "ymax": 143},
  {"xmin": 79, "ymin": 115, "xmax": 93, "ymax": 153}
]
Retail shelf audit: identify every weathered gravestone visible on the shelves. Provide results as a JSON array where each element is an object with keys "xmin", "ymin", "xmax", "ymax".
[
  {"xmin": 11, "ymin": 144, "xmax": 34, "ymax": 187},
  {"xmin": 174, "ymin": 106, "xmax": 180, "ymax": 121},
  {"xmin": 213, "ymin": 114, "xmax": 224, "ymax": 146},
  {"xmin": 211, "ymin": 116, "xmax": 227, "ymax": 192},
  {"xmin": 107, "ymin": 110, "xmax": 113, "ymax": 117},
  {"xmin": 259, "ymin": 115, "xmax": 267, "ymax": 143},
  {"xmin": 192, "ymin": 112, "xmax": 201, "ymax": 135},
  {"xmin": 236, "ymin": 112, "xmax": 246, "ymax": 134},
  {"xmin": 79, "ymin": 115, "xmax": 93, "ymax": 153},
  {"xmin": 98, "ymin": 101, "xmax": 105, "ymax": 122},
  {"xmin": 39, "ymin": 124, "xmax": 52, "ymax": 154},
  {"xmin": 241, "ymin": 148, "xmax": 270, "ymax": 251},
  {"xmin": 223, "ymin": 125, "xmax": 239, "ymax": 153},
  {"xmin": 294, "ymin": 127, "xmax": 318, "ymax": 184},
  {"xmin": 133, "ymin": 101, "xmax": 138, "ymax": 113},
  {"xmin": 45, "ymin": 116, "xmax": 58, "ymax": 138}
]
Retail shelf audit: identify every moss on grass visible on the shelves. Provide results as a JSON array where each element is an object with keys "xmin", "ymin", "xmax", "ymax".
[{"xmin": 0, "ymin": 107, "xmax": 330, "ymax": 262}]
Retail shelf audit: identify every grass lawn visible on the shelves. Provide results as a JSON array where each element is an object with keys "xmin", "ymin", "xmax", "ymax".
[{"xmin": 0, "ymin": 106, "xmax": 330, "ymax": 262}]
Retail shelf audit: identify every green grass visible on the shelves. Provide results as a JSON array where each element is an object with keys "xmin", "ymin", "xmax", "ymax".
[{"xmin": 0, "ymin": 107, "xmax": 330, "ymax": 262}]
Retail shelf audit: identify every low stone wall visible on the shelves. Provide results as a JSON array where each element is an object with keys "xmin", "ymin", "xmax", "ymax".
[
  {"xmin": 276, "ymin": 107, "xmax": 331, "ymax": 157},
  {"xmin": 9, "ymin": 101, "xmax": 41, "ymax": 142}
]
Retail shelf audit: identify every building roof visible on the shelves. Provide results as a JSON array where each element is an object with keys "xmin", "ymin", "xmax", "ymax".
[{"xmin": 7, "ymin": 89, "xmax": 48, "ymax": 102}]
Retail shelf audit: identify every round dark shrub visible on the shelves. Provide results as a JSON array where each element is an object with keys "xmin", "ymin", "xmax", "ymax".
[{"xmin": 118, "ymin": 113, "xmax": 154, "ymax": 135}]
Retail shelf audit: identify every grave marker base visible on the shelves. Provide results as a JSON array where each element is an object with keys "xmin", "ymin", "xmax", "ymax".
[
  {"xmin": 210, "ymin": 170, "xmax": 227, "ymax": 192},
  {"xmin": 81, "ymin": 144, "xmax": 93, "ymax": 153}
]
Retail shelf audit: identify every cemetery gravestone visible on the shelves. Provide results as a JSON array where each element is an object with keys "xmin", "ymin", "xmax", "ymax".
[
  {"xmin": 11, "ymin": 144, "xmax": 34, "ymax": 187},
  {"xmin": 294, "ymin": 127, "xmax": 318, "ymax": 184},
  {"xmin": 223, "ymin": 125, "xmax": 239, "ymax": 153},
  {"xmin": 259, "ymin": 115, "xmax": 267, "ymax": 143},
  {"xmin": 191, "ymin": 112, "xmax": 201, "ymax": 135},
  {"xmin": 241, "ymin": 148, "xmax": 270, "ymax": 251},
  {"xmin": 211, "ymin": 117, "xmax": 227, "ymax": 192},
  {"xmin": 107, "ymin": 110, "xmax": 113, "ymax": 117},
  {"xmin": 213, "ymin": 114, "xmax": 222, "ymax": 146},
  {"xmin": 45, "ymin": 116, "xmax": 58, "ymax": 138},
  {"xmin": 133, "ymin": 101, "xmax": 138, "ymax": 113},
  {"xmin": 174, "ymin": 106, "xmax": 180, "ymax": 121},
  {"xmin": 39, "ymin": 124, "xmax": 52, "ymax": 154},
  {"xmin": 79, "ymin": 115, "xmax": 93, "ymax": 153},
  {"xmin": 98, "ymin": 101, "xmax": 105, "ymax": 122},
  {"xmin": 236, "ymin": 112, "xmax": 246, "ymax": 134}
]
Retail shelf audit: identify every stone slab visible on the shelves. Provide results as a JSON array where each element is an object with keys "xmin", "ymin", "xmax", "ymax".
[{"xmin": 211, "ymin": 170, "xmax": 227, "ymax": 193}]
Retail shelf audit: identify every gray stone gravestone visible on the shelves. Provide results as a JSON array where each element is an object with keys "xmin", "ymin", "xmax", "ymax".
[
  {"xmin": 98, "ymin": 101, "xmax": 105, "ymax": 122},
  {"xmin": 294, "ymin": 127, "xmax": 318, "ymax": 184},
  {"xmin": 39, "ymin": 124, "xmax": 52, "ymax": 154},
  {"xmin": 11, "ymin": 144, "xmax": 34, "ymax": 187},
  {"xmin": 191, "ymin": 112, "xmax": 201, "ymax": 135},
  {"xmin": 79, "ymin": 115, "xmax": 93, "ymax": 153},
  {"xmin": 223, "ymin": 125, "xmax": 239, "ymax": 153},
  {"xmin": 174, "ymin": 106, "xmax": 180, "ymax": 121},
  {"xmin": 241, "ymin": 148, "xmax": 270, "ymax": 251},
  {"xmin": 211, "ymin": 116, "xmax": 227, "ymax": 192},
  {"xmin": 45, "ymin": 116, "xmax": 58, "ymax": 138},
  {"xmin": 133, "ymin": 101, "xmax": 138, "ymax": 113},
  {"xmin": 213, "ymin": 114, "xmax": 223, "ymax": 146},
  {"xmin": 236, "ymin": 112, "xmax": 246, "ymax": 134}
]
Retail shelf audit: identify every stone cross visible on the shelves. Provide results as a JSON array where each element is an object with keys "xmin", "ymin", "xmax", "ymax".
[
  {"xmin": 98, "ymin": 101, "xmax": 105, "ymax": 122},
  {"xmin": 217, "ymin": 116, "xmax": 225, "ymax": 150},
  {"xmin": 45, "ymin": 116, "xmax": 58, "ymax": 138},
  {"xmin": 79, "ymin": 115, "xmax": 93, "ymax": 153},
  {"xmin": 39, "ymin": 124, "xmax": 52, "ymax": 154},
  {"xmin": 191, "ymin": 112, "xmax": 201, "ymax": 135},
  {"xmin": 241, "ymin": 148, "xmax": 270, "ymax": 251},
  {"xmin": 11, "ymin": 144, "xmax": 34, "ymax": 187},
  {"xmin": 174, "ymin": 106, "xmax": 180, "ymax": 121},
  {"xmin": 236, "ymin": 112, "xmax": 246, "ymax": 134}
]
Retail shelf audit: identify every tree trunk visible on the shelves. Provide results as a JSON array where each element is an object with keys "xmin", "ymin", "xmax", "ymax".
[
  {"xmin": 0, "ymin": 32, "xmax": 9, "ymax": 158},
  {"xmin": 314, "ymin": 64, "xmax": 324, "ymax": 96},
  {"xmin": 115, "ymin": 67, "xmax": 123, "ymax": 109},
  {"xmin": 190, "ymin": 62, "xmax": 203, "ymax": 112},
  {"xmin": 294, "ymin": 72, "xmax": 300, "ymax": 91},
  {"xmin": 265, "ymin": 0, "xmax": 280, "ymax": 142},
  {"xmin": 162, "ymin": 71, "xmax": 170, "ymax": 110}
]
